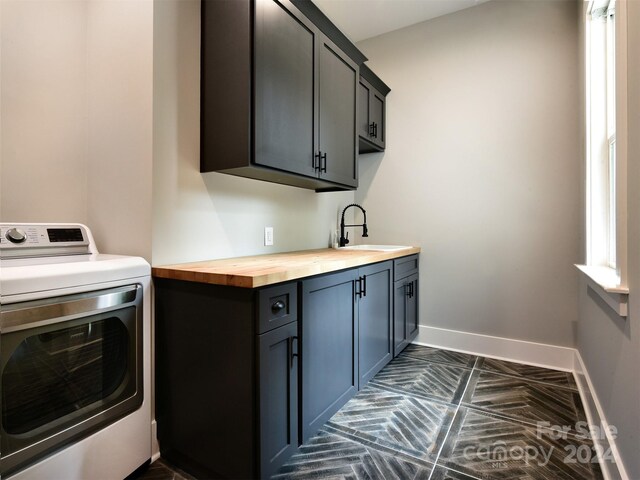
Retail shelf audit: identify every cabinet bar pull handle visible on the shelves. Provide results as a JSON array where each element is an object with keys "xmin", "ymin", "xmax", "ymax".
[
  {"xmin": 320, "ymin": 152, "xmax": 327, "ymax": 173},
  {"xmin": 369, "ymin": 122, "xmax": 375, "ymax": 137},
  {"xmin": 314, "ymin": 152, "xmax": 321, "ymax": 171},
  {"xmin": 374, "ymin": 122, "xmax": 378, "ymax": 138},
  {"xmin": 362, "ymin": 275, "xmax": 367, "ymax": 297},
  {"xmin": 289, "ymin": 336, "xmax": 299, "ymax": 368},
  {"xmin": 355, "ymin": 277, "xmax": 362, "ymax": 298}
]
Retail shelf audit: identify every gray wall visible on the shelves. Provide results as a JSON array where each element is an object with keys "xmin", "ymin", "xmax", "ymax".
[
  {"xmin": 0, "ymin": 0, "xmax": 154, "ymax": 260},
  {"xmin": 1, "ymin": 1, "xmax": 89, "ymax": 225},
  {"xmin": 355, "ymin": 0, "xmax": 581, "ymax": 347},
  {"xmin": 577, "ymin": 1, "xmax": 640, "ymax": 477}
]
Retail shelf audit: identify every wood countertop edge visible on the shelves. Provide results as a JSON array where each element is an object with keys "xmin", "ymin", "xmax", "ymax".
[{"xmin": 152, "ymin": 247, "xmax": 420, "ymax": 288}]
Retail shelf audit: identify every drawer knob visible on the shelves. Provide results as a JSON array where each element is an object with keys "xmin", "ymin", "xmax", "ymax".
[{"xmin": 271, "ymin": 300, "xmax": 286, "ymax": 314}]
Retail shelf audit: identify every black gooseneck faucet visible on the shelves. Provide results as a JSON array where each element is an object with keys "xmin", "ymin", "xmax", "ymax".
[{"xmin": 339, "ymin": 204, "xmax": 368, "ymax": 247}]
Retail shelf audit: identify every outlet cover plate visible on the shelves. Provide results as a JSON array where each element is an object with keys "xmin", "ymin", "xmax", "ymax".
[{"xmin": 264, "ymin": 227, "xmax": 274, "ymax": 246}]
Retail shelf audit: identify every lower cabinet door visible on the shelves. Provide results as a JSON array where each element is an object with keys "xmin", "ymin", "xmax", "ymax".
[
  {"xmin": 393, "ymin": 279, "xmax": 409, "ymax": 356},
  {"xmin": 406, "ymin": 274, "xmax": 419, "ymax": 343},
  {"xmin": 358, "ymin": 261, "xmax": 392, "ymax": 385},
  {"xmin": 259, "ymin": 321, "xmax": 299, "ymax": 478},
  {"xmin": 393, "ymin": 273, "xmax": 419, "ymax": 357},
  {"xmin": 301, "ymin": 269, "xmax": 358, "ymax": 442}
]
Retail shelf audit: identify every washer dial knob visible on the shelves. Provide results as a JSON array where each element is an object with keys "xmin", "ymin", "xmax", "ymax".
[{"xmin": 5, "ymin": 228, "xmax": 27, "ymax": 244}]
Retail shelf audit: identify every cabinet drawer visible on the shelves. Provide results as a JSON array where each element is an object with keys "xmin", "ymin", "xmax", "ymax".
[
  {"xmin": 258, "ymin": 282, "xmax": 298, "ymax": 333},
  {"xmin": 394, "ymin": 254, "xmax": 419, "ymax": 281}
]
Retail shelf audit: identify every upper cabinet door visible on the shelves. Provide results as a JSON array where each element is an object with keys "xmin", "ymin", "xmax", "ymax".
[
  {"xmin": 370, "ymin": 90, "xmax": 385, "ymax": 149},
  {"xmin": 317, "ymin": 36, "xmax": 358, "ymax": 188},
  {"xmin": 254, "ymin": 0, "xmax": 317, "ymax": 178},
  {"xmin": 357, "ymin": 64, "xmax": 390, "ymax": 154},
  {"xmin": 357, "ymin": 80, "xmax": 371, "ymax": 140}
]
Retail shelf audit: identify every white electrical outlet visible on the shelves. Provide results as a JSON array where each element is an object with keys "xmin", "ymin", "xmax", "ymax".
[{"xmin": 264, "ymin": 227, "xmax": 274, "ymax": 246}]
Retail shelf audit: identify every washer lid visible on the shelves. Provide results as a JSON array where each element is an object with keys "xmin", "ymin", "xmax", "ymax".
[{"xmin": 0, "ymin": 254, "xmax": 150, "ymax": 299}]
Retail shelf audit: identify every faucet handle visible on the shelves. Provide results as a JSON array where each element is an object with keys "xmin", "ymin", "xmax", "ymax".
[{"xmin": 344, "ymin": 232, "xmax": 349, "ymax": 245}]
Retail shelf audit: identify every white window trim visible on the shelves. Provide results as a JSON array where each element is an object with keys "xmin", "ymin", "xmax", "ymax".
[{"xmin": 578, "ymin": 0, "xmax": 628, "ymax": 315}]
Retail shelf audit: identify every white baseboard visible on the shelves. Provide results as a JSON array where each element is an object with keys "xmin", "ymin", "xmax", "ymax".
[
  {"xmin": 151, "ymin": 420, "xmax": 161, "ymax": 462},
  {"xmin": 573, "ymin": 351, "xmax": 628, "ymax": 480},
  {"xmin": 413, "ymin": 325, "xmax": 627, "ymax": 480},
  {"xmin": 414, "ymin": 325, "xmax": 576, "ymax": 371}
]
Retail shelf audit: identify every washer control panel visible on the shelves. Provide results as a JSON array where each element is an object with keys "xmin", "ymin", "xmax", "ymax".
[{"xmin": 0, "ymin": 224, "xmax": 92, "ymax": 258}]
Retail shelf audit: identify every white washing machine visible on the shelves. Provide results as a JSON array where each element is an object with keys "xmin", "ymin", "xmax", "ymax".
[{"xmin": 0, "ymin": 223, "xmax": 151, "ymax": 479}]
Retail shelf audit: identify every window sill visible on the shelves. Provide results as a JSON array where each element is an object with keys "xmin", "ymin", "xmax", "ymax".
[{"xmin": 575, "ymin": 265, "xmax": 629, "ymax": 317}]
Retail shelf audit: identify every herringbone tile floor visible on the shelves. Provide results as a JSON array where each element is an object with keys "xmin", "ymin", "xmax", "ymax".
[
  {"xmin": 273, "ymin": 345, "xmax": 603, "ymax": 480},
  {"xmin": 138, "ymin": 345, "xmax": 606, "ymax": 480}
]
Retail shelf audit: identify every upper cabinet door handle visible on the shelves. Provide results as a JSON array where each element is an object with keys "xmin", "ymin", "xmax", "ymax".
[
  {"xmin": 320, "ymin": 152, "xmax": 327, "ymax": 173},
  {"xmin": 369, "ymin": 122, "xmax": 375, "ymax": 137}
]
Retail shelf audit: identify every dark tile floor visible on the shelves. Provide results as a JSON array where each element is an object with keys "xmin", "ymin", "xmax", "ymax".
[
  {"xmin": 133, "ymin": 459, "xmax": 196, "ymax": 480},
  {"xmin": 136, "ymin": 345, "xmax": 604, "ymax": 480}
]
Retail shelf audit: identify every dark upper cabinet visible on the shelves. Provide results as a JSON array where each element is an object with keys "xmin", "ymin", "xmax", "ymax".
[
  {"xmin": 357, "ymin": 81, "xmax": 371, "ymax": 140},
  {"xmin": 201, "ymin": 0, "xmax": 364, "ymax": 192},
  {"xmin": 254, "ymin": 0, "xmax": 316, "ymax": 178},
  {"xmin": 318, "ymin": 39, "xmax": 358, "ymax": 187},
  {"xmin": 358, "ymin": 64, "xmax": 390, "ymax": 153},
  {"xmin": 393, "ymin": 255, "xmax": 420, "ymax": 356}
]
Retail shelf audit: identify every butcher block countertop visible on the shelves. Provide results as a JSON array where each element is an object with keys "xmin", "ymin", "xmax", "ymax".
[{"xmin": 152, "ymin": 247, "xmax": 420, "ymax": 288}]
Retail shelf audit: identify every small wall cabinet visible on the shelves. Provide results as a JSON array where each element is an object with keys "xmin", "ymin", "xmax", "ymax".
[
  {"xmin": 393, "ymin": 255, "xmax": 420, "ymax": 356},
  {"xmin": 201, "ymin": 0, "xmax": 365, "ymax": 192},
  {"xmin": 358, "ymin": 64, "xmax": 390, "ymax": 153}
]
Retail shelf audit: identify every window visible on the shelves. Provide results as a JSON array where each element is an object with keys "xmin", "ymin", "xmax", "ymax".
[
  {"xmin": 586, "ymin": 0, "xmax": 618, "ymax": 271},
  {"xmin": 579, "ymin": 0, "xmax": 628, "ymax": 314}
]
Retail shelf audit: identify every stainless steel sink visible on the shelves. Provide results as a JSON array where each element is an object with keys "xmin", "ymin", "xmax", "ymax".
[{"xmin": 340, "ymin": 244, "xmax": 412, "ymax": 252}]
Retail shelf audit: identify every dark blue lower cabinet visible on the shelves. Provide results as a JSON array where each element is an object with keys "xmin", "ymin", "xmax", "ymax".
[
  {"xmin": 393, "ymin": 272, "xmax": 419, "ymax": 357},
  {"xmin": 154, "ymin": 256, "xmax": 415, "ymax": 478},
  {"xmin": 406, "ymin": 274, "xmax": 419, "ymax": 343},
  {"xmin": 154, "ymin": 278, "xmax": 299, "ymax": 479},
  {"xmin": 301, "ymin": 269, "xmax": 359, "ymax": 442},
  {"xmin": 259, "ymin": 321, "xmax": 299, "ymax": 478},
  {"xmin": 300, "ymin": 261, "xmax": 394, "ymax": 443},
  {"xmin": 357, "ymin": 261, "xmax": 393, "ymax": 386}
]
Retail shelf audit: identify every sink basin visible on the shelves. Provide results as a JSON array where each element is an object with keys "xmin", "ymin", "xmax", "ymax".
[{"xmin": 340, "ymin": 244, "xmax": 412, "ymax": 252}]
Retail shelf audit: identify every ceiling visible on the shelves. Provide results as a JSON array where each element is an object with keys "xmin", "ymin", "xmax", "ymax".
[{"xmin": 313, "ymin": 0, "xmax": 490, "ymax": 43}]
